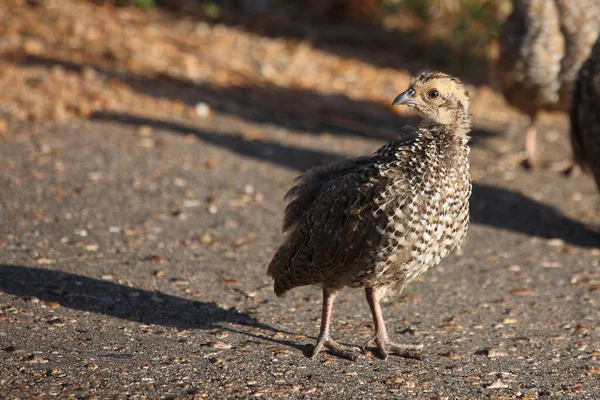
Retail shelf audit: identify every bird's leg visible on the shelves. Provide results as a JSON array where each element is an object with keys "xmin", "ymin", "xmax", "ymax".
[
  {"xmin": 523, "ymin": 124, "xmax": 542, "ymax": 169},
  {"xmin": 501, "ymin": 122, "xmax": 540, "ymax": 167},
  {"xmin": 548, "ymin": 159, "xmax": 582, "ymax": 177},
  {"xmin": 365, "ymin": 287, "xmax": 423, "ymax": 360},
  {"xmin": 521, "ymin": 123, "xmax": 581, "ymax": 174},
  {"xmin": 312, "ymin": 287, "xmax": 361, "ymax": 361}
]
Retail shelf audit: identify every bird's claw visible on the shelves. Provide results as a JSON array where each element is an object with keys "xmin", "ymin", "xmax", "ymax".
[{"xmin": 312, "ymin": 338, "xmax": 362, "ymax": 361}]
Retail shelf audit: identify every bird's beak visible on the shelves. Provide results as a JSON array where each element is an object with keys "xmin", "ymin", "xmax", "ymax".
[{"xmin": 392, "ymin": 89, "xmax": 416, "ymax": 106}]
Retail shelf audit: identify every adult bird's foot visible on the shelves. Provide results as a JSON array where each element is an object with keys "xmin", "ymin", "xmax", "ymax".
[
  {"xmin": 312, "ymin": 338, "xmax": 362, "ymax": 361},
  {"xmin": 547, "ymin": 159, "xmax": 582, "ymax": 177},
  {"xmin": 521, "ymin": 154, "xmax": 543, "ymax": 170},
  {"xmin": 501, "ymin": 151, "xmax": 542, "ymax": 169}
]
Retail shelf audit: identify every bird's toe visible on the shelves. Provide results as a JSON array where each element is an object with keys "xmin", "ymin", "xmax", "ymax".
[
  {"xmin": 312, "ymin": 338, "xmax": 362, "ymax": 361},
  {"xmin": 377, "ymin": 340, "xmax": 423, "ymax": 360}
]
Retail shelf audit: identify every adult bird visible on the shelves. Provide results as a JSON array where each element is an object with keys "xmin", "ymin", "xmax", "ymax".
[
  {"xmin": 570, "ymin": 36, "xmax": 600, "ymax": 193},
  {"xmin": 497, "ymin": 0, "xmax": 600, "ymax": 169}
]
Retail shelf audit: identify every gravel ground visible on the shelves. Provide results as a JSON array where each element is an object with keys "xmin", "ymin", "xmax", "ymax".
[
  {"xmin": 0, "ymin": 1, "xmax": 599, "ymax": 398},
  {"xmin": 0, "ymin": 111, "xmax": 599, "ymax": 399}
]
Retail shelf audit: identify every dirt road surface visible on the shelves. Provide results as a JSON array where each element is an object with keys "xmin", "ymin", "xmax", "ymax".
[{"xmin": 0, "ymin": 1, "xmax": 599, "ymax": 398}]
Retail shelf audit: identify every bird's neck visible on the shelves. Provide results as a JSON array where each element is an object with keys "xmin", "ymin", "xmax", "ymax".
[{"xmin": 419, "ymin": 110, "xmax": 472, "ymax": 143}]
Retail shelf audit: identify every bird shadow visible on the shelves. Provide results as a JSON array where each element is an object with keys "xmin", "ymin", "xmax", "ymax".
[
  {"xmin": 90, "ymin": 112, "xmax": 599, "ymax": 248},
  {"xmin": 0, "ymin": 264, "xmax": 307, "ymax": 353},
  {"xmin": 90, "ymin": 111, "xmax": 343, "ymax": 171},
  {"xmin": 470, "ymin": 184, "xmax": 599, "ymax": 247},
  {"xmin": 17, "ymin": 54, "xmax": 411, "ymax": 140}
]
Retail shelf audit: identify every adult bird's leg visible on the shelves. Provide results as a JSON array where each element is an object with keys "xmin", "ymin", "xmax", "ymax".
[
  {"xmin": 312, "ymin": 287, "xmax": 361, "ymax": 361},
  {"xmin": 523, "ymin": 124, "xmax": 542, "ymax": 169},
  {"xmin": 502, "ymin": 119, "xmax": 541, "ymax": 168},
  {"xmin": 522, "ymin": 123, "xmax": 580, "ymax": 174},
  {"xmin": 365, "ymin": 287, "xmax": 423, "ymax": 360}
]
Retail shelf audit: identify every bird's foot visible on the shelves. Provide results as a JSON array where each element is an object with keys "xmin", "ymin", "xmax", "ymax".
[
  {"xmin": 312, "ymin": 337, "xmax": 362, "ymax": 361},
  {"xmin": 522, "ymin": 154, "xmax": 543, "ymax": 170},
  {"xmin": 547, "ymin": 159, "xmax": 582, "ymax": 177},
  {"xmin": 501, "ymin": 151, "xmax": 540, "ymax": 169},
  {"xmin": 502, "ymin": 152, "xmax": 577, "ymax": 174},
  {"xmin": 365, "ymin": 335, "xmax": 423, "ymax": 360}
]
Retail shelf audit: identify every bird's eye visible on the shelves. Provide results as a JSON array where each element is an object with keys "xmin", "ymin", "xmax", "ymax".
[{"xmin": 427, "ymin": 89, "xmax": 439, "ymax": 99}]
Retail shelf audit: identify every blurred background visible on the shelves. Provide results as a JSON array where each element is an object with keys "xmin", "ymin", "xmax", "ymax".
[{"xmin": 0, "ymin": 0, "xmax": 516, "ymax": 135}]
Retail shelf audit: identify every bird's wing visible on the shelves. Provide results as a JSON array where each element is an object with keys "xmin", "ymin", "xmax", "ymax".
[
  {"xmin": 268, "ymin": 132, "xmax": 418, "ymax": 295},
  {"xmin": 556, "ymin": 0, "xmax": 600, "ymax": 106},
  {"xmin": 570, "ymin": 38, "xmax": 600, "ymax": 173},
  {"xmin": 282, "ymin": 155, "xmax": 376, "ymax": 233},
  {"xmin": 497, "ymin": 0, "xmax": 564, "ymax": 111},
  {"xmin": 268, "ymin": 167, "xmax": 389, "ymax": 294}
]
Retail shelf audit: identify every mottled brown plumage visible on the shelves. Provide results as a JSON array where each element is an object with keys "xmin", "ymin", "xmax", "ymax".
[
  {"xmin": 570, "ymin": 36, "xmax": 600, "ymax": 191},
  {"xmin": 267, "ymin": 72, "xmax": 472, "ymax": 360},
  {"xmin": 497, "ymin": 0, "xmax": 600, "ymax": 168}
]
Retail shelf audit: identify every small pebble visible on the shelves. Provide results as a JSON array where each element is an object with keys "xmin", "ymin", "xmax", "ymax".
[
  {"xmin": 36, "ymin": 258, "xmax": 57, "ymax": 265},
  {"xmin": 86, "ymin": 363, "xmax": 99, "ymax": 371},
  {"xmin": 42, "ymin": 301, "xmax": 60, "ymax": 309},
  {"xmin": 47, "ymin": 318, "xmax": 65, "ymax": 326},
  {"xmin": 540, "ymin": 260, "xmax": 562, "ymax": 268},
  {"xmin": 210, "ymin": 342, "xmax": 232, "ymax": 350},
  {"xmin": 585, "ymin": 365, "xmax": 600, "ymax": 374},
  {"xmin": 205, "ymin": 159, "xmax": 217, "ymax": 169},
  {"xmin": 138, "ymin": 125, "xmax": 152, "ymax": 136},
  {"xmin": 85, "ymin": 244, "xmax": 99, "ymax": 251},
  {"xmin": 477, "ymin": 348, "xmax": 508, "ymax": 358},
  {"xmin": 195, "ymin": 102, "xmax": 211, "ymax": 119},
  {"xmin": 183, "ymin": 199, "xmax": 201, "ymax": 208},
  {"xmin": 440, "ymin": 350, "xmax": 460, "ymax": 359},
  {"xmin": 174, "ymin": 177, "xmax": 186, "ymax": 187},
  {"xmin": 487, "ymin": 379, "xmax": 508, "ymax": 389},
  {"xmin": 143, "ymin": 255, "xmax": 164, "ymax": 263},
  {"xmin": 139, "ymin": 138, "xmax": 154, "ymax": 148},
  {"xmin": 546, "ymin": 238, "xmax": 564, "ymax": 247},
  {"xmin": 23, "ymin": 354, "xmax": 49, "ymax": 364},
  {"xmin": 511, "ymin": 288, "xmax": 533, "ymax": 296},
  {"xmin": 220, "ymin": 278, "xmax": 241, "ymax": 286},
  {"xmin": 88, "ymin": 172, "xmax": 103, "ymax": 181},
  {"xmin": 198, "ymin": 234, "xmax": 212, "ymax": 244}
]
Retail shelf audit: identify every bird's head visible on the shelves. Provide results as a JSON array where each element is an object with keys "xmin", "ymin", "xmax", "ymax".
[{"xmin": 393, "ymin": 72, "xmax": 471, "ymax": 132}]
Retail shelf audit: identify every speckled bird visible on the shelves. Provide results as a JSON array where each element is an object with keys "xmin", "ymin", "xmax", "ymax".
[
  {"xmin": 570, "ymin": 36, "xmax": 600, "ymax": 191},
  {"xmin": 267, "ymin": 72, "xmax": 473, "ymax": 360},
  {"xmin": 497, "ymin": 0, "xmax": 600, "ymax": 169}
]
